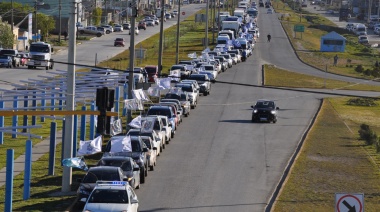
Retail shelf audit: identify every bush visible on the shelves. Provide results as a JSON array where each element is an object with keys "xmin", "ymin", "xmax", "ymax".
[
  {"xmin": 358, "ymin": 124, "xmax": 378, "ymax": 145},
  {"xmin": 347, "ymin": 97, "xmax": 378, "ymax": 106},
  {"xmin": 355, "ymin": 65, "xmax": 364, "ymax": 73}
]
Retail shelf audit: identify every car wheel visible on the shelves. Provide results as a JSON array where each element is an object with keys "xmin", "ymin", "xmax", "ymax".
[
  {"xmin": 171, "ymin": 131, "xmax": 175, "ymax": 138},
  {"xmin": 273, "ymin": 119, "xmax": 277, "ymax": 123},
  {"xmin": 135, "ymin": 181, "xmax": 140, "ymax": 189},
  {"xmin": 204, "ymin": 91, "xmax": 208, "ymax": 96},
  {"xmin": 150, "ymin": 164, "xmax": 154, "ymax": 171},
  {"xmin": 145, "ymin": 165, "xmax": 148, "ymax": 176},
  {"xmin": 45, "ymin": 66, "xmax": 49, "ymax": 70},
  {"xmin": 140, "ymin": 167, "xmax": 145, "ymax": 183},
  {"xmin": 96, "ymin": 33, "xmax": 102, "ymax": 37},
  {"xmin": 160, "ymin": 143, "xmax": 163, "ymax": 152}
]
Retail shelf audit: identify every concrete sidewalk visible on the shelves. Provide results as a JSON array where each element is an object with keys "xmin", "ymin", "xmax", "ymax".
[{"xmin": 0, "ymin": 133, "xmax": 63, "ymax": 187}]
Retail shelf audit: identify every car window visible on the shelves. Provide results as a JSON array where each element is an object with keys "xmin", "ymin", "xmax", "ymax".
[
  {"xmin": 256, "ymin": 101, "xmax": 274, "ymax": 108},
  {"xmin": 131, "ymin": 140, "xmax": 141, "ymax": 152},
  {"xmin": 142, "ymin": 139, "xmax": 152, "ymax": 148},
  {"xmin": 89, "ymin": 189, "xmax": 129, "ymax": 203}
]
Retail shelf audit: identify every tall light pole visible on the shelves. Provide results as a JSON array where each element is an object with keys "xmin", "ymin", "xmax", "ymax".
[
  {"xmin": 205, "ymin": 0, "xmax": 209, "ymax": 48},
  {"xmin": 34, "ymin": 0, "xmax": 44, "ymax": 42},
  {"xmin": 212, "ymin": 0, "xmax": 216, "ymax": 44},
  {"xmin": 175, "ymin": 0, "xmax": 182, "ymax": 64},
  {"xmin": 158, "ymin": 0, "xmax": 165, "ymax": 77},
  {"xmin": 58, "ymin": 0, "xmax": 62, "ymax": 42},
  {"xmin": 127, "ymin": 0, "xmax": 137, "ymax": 124},
  {"xmin": 11, "ymin": 0, "xmax": 13, "ymax": 32},
  {"xmin": 62, "ymin": 0, "xmax": 78, "ymax": 193}
]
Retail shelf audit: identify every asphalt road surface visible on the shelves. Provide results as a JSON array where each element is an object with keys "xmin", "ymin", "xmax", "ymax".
[{"xmin": 2, "ymin": 4, "xmax": 380, "ymax": 212}]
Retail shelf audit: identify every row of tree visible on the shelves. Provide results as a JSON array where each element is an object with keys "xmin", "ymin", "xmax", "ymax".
[{"xmin": 0, "ymin": 2, "xmax": 103, "ymax": 48}]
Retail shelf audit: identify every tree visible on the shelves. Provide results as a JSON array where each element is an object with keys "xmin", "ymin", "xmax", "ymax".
[
  {"xmin": 92, "ymin": 7, "xmax": 102, "ymax": 26},
  {"xmin": 37, "ymin": 13, "xmax": 55, "ymax": 42},
  {"xmin": 0, "ymin": 21, "xmax": 14, "ymax": 48}
]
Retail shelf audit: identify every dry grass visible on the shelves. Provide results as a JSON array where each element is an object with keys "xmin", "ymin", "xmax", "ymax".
[
  {"xmin": 264, "ymin": 64, "xmax": 380, "ymax": 91},
  {"xmin": 273, "ymin": 98, "xmax": 380, "ymax": 211}
]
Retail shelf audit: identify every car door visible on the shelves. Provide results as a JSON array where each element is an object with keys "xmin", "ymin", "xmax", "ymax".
[{"xmin": 128, "ymin": 187, "xmax": 139, "ymax": 211}]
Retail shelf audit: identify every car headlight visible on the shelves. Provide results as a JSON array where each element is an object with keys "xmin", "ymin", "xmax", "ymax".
[
  {"xmin": 79, "ymin": 187, "xmax": 90, "ymax": 195},
  {"xmin": 253, "ymin": 109, "xmax": 257, "ymax": 113},
  {"xmin": 271, "ymin": 110, "xmax": 276, "ymax": 114},
  {"xmin": 127, "ymin": 177, "xmax": 133, "ymax": 182}
]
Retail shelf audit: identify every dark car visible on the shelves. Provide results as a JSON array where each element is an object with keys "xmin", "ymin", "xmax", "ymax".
[
  {"xmin": 123, "ymin": 23, "xmax": 131, "ymax": 30},
  {"xmin": 114, "ymin": 38, "xmax": 125, "ymax": 47},
  {"xmin": 105, "ymin": 135, "xmax": 149, "ymax": 183},
  {"xmin": 0, "ymin": 55, "xmax": 12, "ymax": 68},
  {"xmin": 76, "ymin": 166, "xmax": 126, "ymax": 204},
  {"xmin": 138, "ymin": 21, "xmax": 147, "ymax": 30},
  {"xmin": 97, "ymin": 155, "xmax": 141, "ymax": 189},
  {"xmin": 144, "ymin": 65, "xmax": 158, "ymax": 82},
  {"xmin": 188, "ymin": 74, "xmax": 213, "ymax": 96},
  {"xmin": 251, "ymin": 99, "xmax": 279, "ymax": 123}
]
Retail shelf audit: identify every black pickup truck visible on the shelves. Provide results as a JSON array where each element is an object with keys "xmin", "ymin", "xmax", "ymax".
[{"xmin": 0, "ymin": 49, "xmax": 20, "ymax": 67}]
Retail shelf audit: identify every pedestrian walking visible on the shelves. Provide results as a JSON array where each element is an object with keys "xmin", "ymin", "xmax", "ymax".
[
  {"xmin": 267, "ymin": 33, "xmax": 271, "ymax": 42},
  {"xmin": 333, "ymin": 54, "xmax": 338, "ymax": 66},
  {"xmin": 63, "ymin": 30, "xmax": 68, "ymax": 41},
  {"xmin": 142, "ymin": 69, "xmax": 148, "ymax": 82}
]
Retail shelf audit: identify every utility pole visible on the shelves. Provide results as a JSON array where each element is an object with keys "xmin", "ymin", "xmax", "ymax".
[
  {"xmin": 175, "ymin": 0, "xmax": 182, "ymax": 64},
  {"xmin": 212, "ymin": 0, "xmax": 216, "ymax": 44},
  {"xmin": 218, "ymin": 0, "xmax": 221, "ymax": 31},
  {"xmin": 205, "ymin": 0, "xmax": 209, "ymax": 48},
  {"xmin": 59, "ymin": 0, "xmax": 62, "ymax": 42},
  {"xmin": 127, "ymin": 0, "xmax": 137, "ymax": 124},
  {"xmin": 11, "ymin": 0, "xmax": 13, "ymax": 32},
  {"xmin": 158, "ymin": 0, "xmax": 165, "ymax": 76},
  {"xmin": 62, "ymin": 0, "xmax": 78, "ymax": 193},
  {"xmin": 34, "ymin": 0, "xmax": 38, "ymax": 42}
]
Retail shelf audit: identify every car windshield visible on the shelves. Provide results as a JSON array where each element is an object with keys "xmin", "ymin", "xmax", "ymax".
[
  {"xmin": 147, "ymin": 108, "xmax": 171, "ymax": 117},
  {"xmin": 255, "ymin": 101, "xmax": 275, "ymax": 109},
  {"xmin": 142, "ymin": 139, "xmax": 152, "ymax": 148},
  {"xmin": 0, "ymin": 55, "xmax": 8, "ymax": 59},
  {"xmin": 165, "ymin": 94, "xmax": 181, "ymax": 100},
  {"xmin": 145, "ymin": 67, "xmax": 157, "ymax": 73},
  {"xmin": 82, "ymin": 169, "xmax": 120, "ymax": 183},
  {"xmin": 88, "ymin": 189, "xmax": 129, "ymax": 204},
  {"xmin": 98, "ymin": 159, "xmax": 132, "ymax": 171},
  {"xmin": 131, "ymin": 139, "xmax": 141, "ymax": 152},
  {"xmin": 189, "ymin": 75, "xmax": 206, "ymax": 81},
  {"xmin": 115, "ymin": 38, "xmax": 123, "ymax": 41},
  {"xmin": 175, "ymin": 85, "xmax": 192, "ymax": 92}
]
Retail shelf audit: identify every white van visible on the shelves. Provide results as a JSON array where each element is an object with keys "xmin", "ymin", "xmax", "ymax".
[{"xmin": 353, "ymin": 23, "xmax": 367, "ymax": 36}]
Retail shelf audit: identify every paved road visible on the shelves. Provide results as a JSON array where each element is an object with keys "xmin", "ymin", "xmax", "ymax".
[
  {"xmin": 261, "ymin": 7, "xmax": 380, "ymax": 86},
  {"xmin": 0, "ymin": 4, "xmax": 204, "ymax": 91}
]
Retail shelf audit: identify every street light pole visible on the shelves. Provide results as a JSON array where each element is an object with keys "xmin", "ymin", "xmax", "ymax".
[
  {"xmin": 34, "ymin": 0, "xmax": 38, "ymax": 42},
  {"xmin": 205, "ymin": 0, "xmax": 209, "ymax": 48},
  {"xmin": 127, "ymin": 0, "xmax": 137, "ymax": 124},
  {"xmin": 158, "ymin": 0, "xmax": 165, "ymax": 77},
  {"xmin": 175, "ymin": 0, "xmax": 181, "ymax": 64},
  {"xmin": 11, "ymin": 0, "xmax": 13, "ymax": 32},
  {"xmin": 62, "ymin": 0, "xmax": 78, "ymax": 193},
  {"xmin": 59, "ymin": 0, "xmax": 62, "ymax": 42}
]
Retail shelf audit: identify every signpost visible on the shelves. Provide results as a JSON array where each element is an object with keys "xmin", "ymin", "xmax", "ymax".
[
  {"xmin": 335, "ymin": 193, "xmax": 364, "ymax": 212},
  {"xmin": 294, "ymin": 24, "xmax": 304, "ymax": 39},
  {"xmin": 182, "ymin": 11, "xmax": 185, "ymax": 15}
]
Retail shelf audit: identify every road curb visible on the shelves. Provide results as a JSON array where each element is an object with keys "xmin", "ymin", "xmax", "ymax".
[{"xmin": 265, "ymin": 98, "xmax": 324, "ymax": 212}]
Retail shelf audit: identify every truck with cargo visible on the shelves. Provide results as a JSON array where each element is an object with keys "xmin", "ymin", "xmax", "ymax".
[
  {"xmin": 27, "ymin": 42, "xmax": 54, "ymax": 70},
  {"xmin": 221, "ymin": 21, "xmax": 240, "ymax": 38}
]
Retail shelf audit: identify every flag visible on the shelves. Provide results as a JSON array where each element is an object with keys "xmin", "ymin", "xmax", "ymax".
[
  {"xmin": 169, "ymin": 69, "xmax": 181, "ymax": 82},
  {"xmin": 147, "ymin": 86, "xmax": 161, "ymax": 97},
  {"xmin": 77, "ymin": 136, "xmax": 103, "ymax": 156},
  {"xmin": 141, "ymin": 118, "xmax": 155, "ymax": 133},
  {"xmin": 129, "ymin": 115, "xmax": 142, "ymax": 128},
  {"xmin": 111, "ymin": 119, "xmax": 122, "ymax": 136},
  {"xmin": 187, "ymin": 52, "xmax": 197, "ymax": 58},
  {"xmin": 202, "ymin": 47, "xmax": 210, "ymax": 53},
  {"xmin": 110, "ymin": 135, "xmax": 132, "ymax": 153},
  {"xmin": 156, "ymin": 78, "xmax": 171, "ymax": 89},
  {"xmin": 62, "ymin": 157, "xmax": 88, "ymax": 171},
  {"xmin": 233, "ymin": 40, "xmax": 241, "ymax": 48}
]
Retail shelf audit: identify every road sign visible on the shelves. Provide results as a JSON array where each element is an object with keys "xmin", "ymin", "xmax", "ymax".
[
  {"xmin": 182, "ymin": 11, "xmax": 185, "ymax": 15},
  {"xmin": 294, "ymin": 24, "xmax": 305, "ymax": 32},
  {"xmin": 335, "ymin": 193, "xmax": 364, "ymax": 212},
  {"xmin": 18, "ymin": 36, "xmax": 28, "ymax": 40}
]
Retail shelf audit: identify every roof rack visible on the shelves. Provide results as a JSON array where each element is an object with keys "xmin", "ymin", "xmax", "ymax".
[{"xmin": 96, "ymin": 181, "xmax": 127, "ymax": 186}]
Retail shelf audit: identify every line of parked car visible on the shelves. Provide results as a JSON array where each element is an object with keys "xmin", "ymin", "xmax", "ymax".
[{"xmin": 0, "ymin": 49, "xmax": 30, "ymax": 68}]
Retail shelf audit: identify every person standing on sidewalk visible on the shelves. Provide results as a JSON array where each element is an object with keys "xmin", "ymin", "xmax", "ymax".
[
  {"xmin": 267, "ymin": 33, "xmax": 271, "ymax": 42},
  {"xmin": 333, "ymin": 54, "xmax": 338, "ymax": 66}
]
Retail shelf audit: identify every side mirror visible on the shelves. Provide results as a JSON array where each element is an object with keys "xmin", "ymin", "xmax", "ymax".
[
  {"xmin": 276, "ymin": 107, "xmax": 279, "ymax": 110},
  {"xmin": 131, "ymin": 198, "xmax": 139, "ymax": 204},
  {"xmin": 251, "ymin": 105, "xmax": 254, "ymax": 109},
  {"xmin": 143, "ymin": 147, "xmax": 148, "ymax": 152},
  {"xmin": 80, "ymin": 198, "xmax": 87, "ymax": 202}
]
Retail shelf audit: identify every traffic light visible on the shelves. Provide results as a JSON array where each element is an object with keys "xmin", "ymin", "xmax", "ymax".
[{"xmin": 96, "ymin": 87, "xmax": 115, "ymax": 135}]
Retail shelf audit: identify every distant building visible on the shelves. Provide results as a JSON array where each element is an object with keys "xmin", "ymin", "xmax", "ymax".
[{"xmin": 320, "ymin": 31, "xmax": 346, "ymax": 52}]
